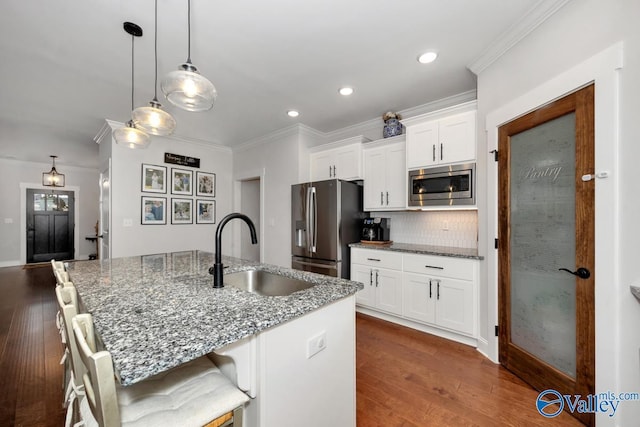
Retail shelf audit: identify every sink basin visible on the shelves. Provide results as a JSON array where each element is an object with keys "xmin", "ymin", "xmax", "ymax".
[{"xmin": 223, "ymin": 270, "xmax": 314, "ymax": 296}]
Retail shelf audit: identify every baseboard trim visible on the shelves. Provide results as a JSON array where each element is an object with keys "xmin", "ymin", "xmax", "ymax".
[{"xmin": 356, "ymin": 306, "xmax": 478, "ymax": 348}]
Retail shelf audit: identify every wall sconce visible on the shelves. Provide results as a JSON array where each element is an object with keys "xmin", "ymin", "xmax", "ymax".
[{"xmin": 43, "ymin": 155, "xmax": 65, "ymax": 187}]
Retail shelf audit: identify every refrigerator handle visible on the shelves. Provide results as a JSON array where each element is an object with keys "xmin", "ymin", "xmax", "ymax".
[
  {"xmin": 308, "ymin": 186, "xmax": 317, "ymax": 253},
  {"xmin": 310, "ymin": 187, "xmax": 318, "ymax": 252}
]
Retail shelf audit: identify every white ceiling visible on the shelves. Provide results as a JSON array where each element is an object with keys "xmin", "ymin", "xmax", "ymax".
[{"xmin": 0, "ymin": 0, "xmax": 563, "ymax": 167}]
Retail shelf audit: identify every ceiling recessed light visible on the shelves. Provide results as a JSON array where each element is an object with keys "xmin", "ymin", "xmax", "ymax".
[
  {"xmin": 417, "ymin": 51, "xmax": 438, "ymax": 64},
  {"xmin": 287, "ymin": 110, "xmax": 299, "ymax": 118},
  {"xmin": 339, "ymin": 87, "xmax": 354, "ymax": 96}
]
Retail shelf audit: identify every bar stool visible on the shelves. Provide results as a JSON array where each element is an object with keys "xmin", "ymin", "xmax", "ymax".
[
  {"xmin": 72, "ymin": 313, "xmax": 249, "ymax": 427},
  {"xmin": 55, "ymin": 284, "xmax": 86, "ymax": 425}
]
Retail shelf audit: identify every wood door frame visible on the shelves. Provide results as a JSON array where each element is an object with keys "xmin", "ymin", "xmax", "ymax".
[
  {"xmin": 497, "ymin": 85, "xmax": 595, "ymax": 425},
  {"xmin": 482, "ymin": 45, "xmax": 621, "ymax": 407},
  {"xmin": 19, "ymin": 183, "xmax": 80, "ymax": 265}
]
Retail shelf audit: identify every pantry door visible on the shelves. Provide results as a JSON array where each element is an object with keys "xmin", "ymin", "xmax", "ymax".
[{"xmin": 498, "ymin": 84, "xmax": 595, "ymax": 426}]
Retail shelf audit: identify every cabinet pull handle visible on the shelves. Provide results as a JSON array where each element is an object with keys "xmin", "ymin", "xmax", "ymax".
[
  {"xmin": 369, "ymin": 269, "xmax": 373, "ymax": 286},
  {"xmin": 424, "ymin": 265, "xmax": 444, "ymax": 270},
  {"xmin": 432, "ymin": 144, "xmax": 436, "ymax": 162},
  {"xmin": 333, "ymin": 165, "xmax": 336, "ymax": 176},
  {"xmin": 367, "ymin": 258, "xmax": 381, "ymax": 262},
  {"xmin": 375, "ymin": 270, "xmax": 379, "ymax": 287},
  {"xmin": 437, "ymin": 280, "xmax": 440, "ymax": 300},
  {"xmin": 380, "ymin": 192, "xmax": 384, "ymax": 205},
  {"xmin": 386, "ymin": 191, "xmax": 389, "ymax": 205},
  {"xmin": 440, "ymin": 143, "xmax": 443, "ymax": 161},
  {"xmin": 328, "ymin": 166, "xmax": 332, "ymax": 177},
  {"xmin": 429, "ymin": 279, "xmax": 432, "ymax": 299}
]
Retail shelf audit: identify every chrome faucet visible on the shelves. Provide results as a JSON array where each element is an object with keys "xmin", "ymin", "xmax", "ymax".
[{"xmin": 209, "ymin": 213, "xmax": 258, "ymax": 288}]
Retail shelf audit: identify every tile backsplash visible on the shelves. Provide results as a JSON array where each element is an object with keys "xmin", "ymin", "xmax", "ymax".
[{"xmin": 372, "ymin": 210, "xmax": 478, "ymax": 248}]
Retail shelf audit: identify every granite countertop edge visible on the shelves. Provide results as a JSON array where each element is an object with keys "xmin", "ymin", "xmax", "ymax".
[
  {"xmin": 68, "ymin": 251, "xmax": 363, "ymax": 386},
  {"xmin": 349, "ymin": 242, "xmax": 484, "ymax": 260}
]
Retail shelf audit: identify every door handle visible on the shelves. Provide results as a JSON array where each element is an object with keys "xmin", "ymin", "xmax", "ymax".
[{"xmin": 559, "ymin": 267, "xmax": 591, "ymax": 279}]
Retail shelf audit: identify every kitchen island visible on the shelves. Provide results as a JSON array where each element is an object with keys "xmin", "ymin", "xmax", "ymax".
[{"xmin": 68, "ymin": 250, "xmax": 362, "ymax": 426}]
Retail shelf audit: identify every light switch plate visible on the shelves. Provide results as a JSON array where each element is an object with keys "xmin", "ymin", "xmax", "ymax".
[
  {"xmin": 306, "ymin": 331, "xmax": 327, "ymax": 359},
  {"xmin": 123, "ymin": 218, "xmax": 133, "ymax": 227}
]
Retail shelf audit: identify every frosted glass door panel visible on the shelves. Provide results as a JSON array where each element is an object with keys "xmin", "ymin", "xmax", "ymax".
[{"xmin": 509, "ymin": 112, "xmax": 576, "ymax": 379}]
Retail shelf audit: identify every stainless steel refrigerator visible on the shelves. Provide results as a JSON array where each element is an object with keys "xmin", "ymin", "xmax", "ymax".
[{"xmin": 291, "ymin": 179, "xmax": 363, "ymax": 278}]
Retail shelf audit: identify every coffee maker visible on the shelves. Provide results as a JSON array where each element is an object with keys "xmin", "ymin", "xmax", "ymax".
[{"xmin": 361, "ymin": 218, "xmax": 390, "ymax": 242}]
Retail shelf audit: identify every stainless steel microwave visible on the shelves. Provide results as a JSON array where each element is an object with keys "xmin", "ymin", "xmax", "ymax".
[{"xmin": 408, "ymin": 163, "xmax": 475, "ymax": 207}]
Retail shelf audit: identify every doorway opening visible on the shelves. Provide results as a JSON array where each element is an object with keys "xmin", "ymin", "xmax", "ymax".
[
  {"xmin": 234, "ymin": 173, "xmax": 263, "ymax": 262},
  {"xmin": 26, "ymin": 188, "xmax": 75, "ymax": 263}
]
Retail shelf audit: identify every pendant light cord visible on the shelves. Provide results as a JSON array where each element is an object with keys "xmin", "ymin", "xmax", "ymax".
[
  {"xmin": 153, "ymin": 0, "xmax": 159, "ymax": 102},
  {"xmin": 130, "ymin": 32, "xmax": 135, "ymax": 112},
  {"xmin": 186, "ymin": 0, "xmax": 192, "ymax": 63}
]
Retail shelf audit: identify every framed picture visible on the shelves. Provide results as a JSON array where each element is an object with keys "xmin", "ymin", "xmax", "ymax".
[
  {"xmin": 171, "ymin": 168, "xmax": 193, "ymax": 195},
  {"xmin": 141, "ymin": 164, "xmax": 167, "ymax": 193},
  {"xmin": 171, "ymin": 198, "xmax": 193, "ymax": 224},
  {"xmin": 141, "ymin": 196, "xmax": 166, "ymax": 224},
  {"xmin": 196, "ymin": 199, "xmax": 216, "ymax": 224},
  {"xmin": 196, "ymin": 171, "xmax": 216, "ymax": 197}
]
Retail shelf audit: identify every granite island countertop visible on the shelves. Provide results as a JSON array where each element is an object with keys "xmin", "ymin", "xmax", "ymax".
[
  {"xmin": 67, "ymin": 250, "xmax": 362, "ymax": 386},
  {"xmin": 349, "ymin": 242, "xmax": 483, "ymax": 260}
]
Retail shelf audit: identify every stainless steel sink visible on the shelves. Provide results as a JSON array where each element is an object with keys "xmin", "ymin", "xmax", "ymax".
[{"xmin": 223, "ymin": 270, "xmax": 314, "ymax": 296}]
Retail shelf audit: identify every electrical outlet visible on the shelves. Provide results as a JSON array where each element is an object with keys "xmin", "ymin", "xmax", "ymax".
[{"xmin": 307, "ymin": 331, "xmax": 327, "ymax": 359}]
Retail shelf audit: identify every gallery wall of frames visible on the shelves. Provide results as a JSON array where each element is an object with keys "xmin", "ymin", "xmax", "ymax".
[{"xmin": 140, "ymin": 163, "xmax": 216, "ymax": 225}]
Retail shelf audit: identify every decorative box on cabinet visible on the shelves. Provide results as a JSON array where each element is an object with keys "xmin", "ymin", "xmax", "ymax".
[
  {"xmin": 403, "ymin": 102, "xmax": 477, "ymax": 169},
  {"xmin": 309, "ymin": 136, "xmax": 369, "ymax": 181},
  {"xmin": 350, "ymin": 248, "xmax": 403, "ymax": 315},
  {"xmin": 363, "ymin": 136, "xmax": 406, "ymax": 211}
]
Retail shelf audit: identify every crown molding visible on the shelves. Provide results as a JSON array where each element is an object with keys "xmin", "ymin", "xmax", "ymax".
[
  {"xmin": 233, "ymin": 124, "xmax": 324, "ymax": 152},
  {"xmin": 325, "ymin": 90, "xmax": 477, "ymax": 142},
  {"xmin": 468, "ymin": 0, "xmax": 573, "ymax": 75}
]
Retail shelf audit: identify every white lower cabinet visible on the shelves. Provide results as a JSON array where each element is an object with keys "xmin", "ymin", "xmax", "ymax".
[
  {"xmin": 402, "ymin": 273, "xmax": 475, "ymax": 336},
  {"xmin": 351, "ymin": 248, "xmax": 403, "ymax": 315},
  {"xmin": 352, "ymin": 247, "xmax": 478, "ymax": 343}
]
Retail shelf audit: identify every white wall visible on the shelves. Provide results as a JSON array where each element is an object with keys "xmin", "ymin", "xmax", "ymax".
[
  {"xmin": 0, "ymin": 158, "xmax": 99, "ymax": 266},
  {"xmin": 233, "ymin": 127, "xmax": 303, "ymax": 267},
  {"xmin": 105, "ymin": 128, "xmax": 233, "ymax": 258},
  {"xmin": 477, "ymin": 0, "xmax": 640, "ymax": 425}
]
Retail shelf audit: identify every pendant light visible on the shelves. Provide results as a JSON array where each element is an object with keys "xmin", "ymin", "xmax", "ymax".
[
  {"xmin": 132, "ymin": 0, "xmax": 176, "ymax": 135},
  {"xmin": 113, "ymin": 22, "xmax": 151, "ymax": 149},
  {"xmin": 42, "ymin": 156, "xmax": 65, "ymax": 187},
  {"xmin": 161, "ymin": 0, "xmax": 217, "ymax": 112}
]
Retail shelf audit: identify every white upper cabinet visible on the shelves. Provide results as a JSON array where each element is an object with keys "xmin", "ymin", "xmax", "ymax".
[
  {"xmin": 403, "ymin": 103, "xmax": 477, "ymax": 169},
  {"xmin": 309, "ymin": 136, "xmax": 368, "ymax": 181},
  {"xmin": 363, "ymin": 136, "xmax": 406, "ymax": 211}
]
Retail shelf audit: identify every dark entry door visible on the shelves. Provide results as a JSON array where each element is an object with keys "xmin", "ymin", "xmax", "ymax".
[
  {"xmin": 26, "ymin": 189, "xmax": 75, "ymax": 263},
  {"xmin": 498, "ymin": 84, "xmax": 595, "ymax": 426}
]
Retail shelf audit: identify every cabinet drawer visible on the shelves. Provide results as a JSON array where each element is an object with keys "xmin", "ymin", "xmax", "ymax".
[
  {"xmin": 351, "ymin": 248, "xmax": 402, "ymax": 270},
  {"xmin": 403, "ymin": 253, "xmax": 474, "ymax": 280}
]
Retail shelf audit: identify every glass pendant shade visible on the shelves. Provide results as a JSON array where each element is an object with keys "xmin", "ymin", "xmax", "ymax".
[
  {"xmin": 132, "ymin": 100, "xmax": 176, "ymax": 135},
  {"xmin": 113, "ymin": 120, "xmax": 151, "ymax": 149},
  {"xmin": 162, "ymin": 62, "xmax": 217, "ymax": 112}
]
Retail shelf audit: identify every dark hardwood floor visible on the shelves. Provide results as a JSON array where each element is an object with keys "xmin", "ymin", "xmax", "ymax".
[{"xmin": 0, "ymin": 264, "xmax": 582, "ymax": 427}]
